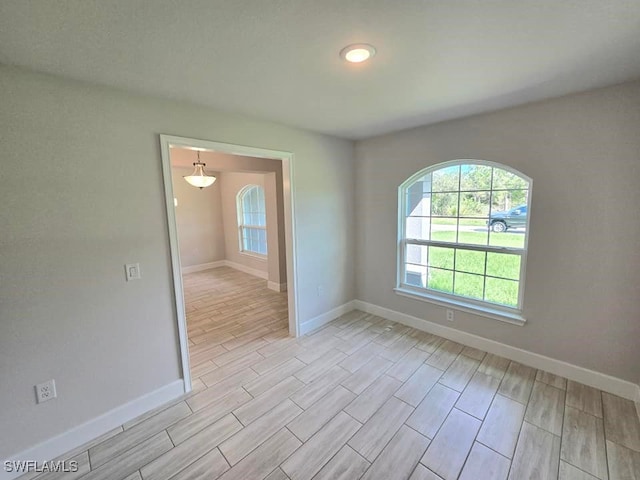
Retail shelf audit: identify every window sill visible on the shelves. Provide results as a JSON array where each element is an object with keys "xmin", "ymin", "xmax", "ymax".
[
  {"xmin": 394, "ymin": 287, "xmax": 526, "ymax": 326},
  {"xmin": 239, "ymin": 251, "xmax": 268, "ymax": 260}
]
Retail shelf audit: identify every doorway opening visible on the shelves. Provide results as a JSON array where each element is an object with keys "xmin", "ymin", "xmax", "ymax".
[{"xmin": 159, "ymin": 135, "xmax": 298, "ymax": 392}]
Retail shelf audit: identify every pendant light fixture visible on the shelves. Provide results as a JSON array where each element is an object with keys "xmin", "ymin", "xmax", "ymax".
[{"xmin": 183, "ymin": 150, "xmax": 216, "ymax": 189}]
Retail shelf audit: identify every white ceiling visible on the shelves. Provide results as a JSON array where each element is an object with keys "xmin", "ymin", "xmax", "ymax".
[{"xmin": 1, "ymin": 1, "xmax": 639, "ymax": 139}]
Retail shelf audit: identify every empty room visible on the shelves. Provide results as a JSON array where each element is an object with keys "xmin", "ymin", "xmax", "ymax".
[{"xmin": 0, "ymin": 2, "xmax": 639, "ymax": 480}]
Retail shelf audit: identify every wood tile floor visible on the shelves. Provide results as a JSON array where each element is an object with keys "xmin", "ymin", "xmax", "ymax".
[{"xmin": 23, "ymin": 268, "xmax": 640, "ymax": 480}]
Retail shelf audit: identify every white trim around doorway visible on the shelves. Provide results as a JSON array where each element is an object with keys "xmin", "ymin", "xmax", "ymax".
[{"xmin": 158, "ymin": 134, "xmax": 299, "ymax": 393}]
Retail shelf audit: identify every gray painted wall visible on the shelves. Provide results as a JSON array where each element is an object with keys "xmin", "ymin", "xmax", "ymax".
[
  {"xmin": 355, "ymin": 81, "xmax": 640, "ymax": 385},
  {"xmin": 0, "ymin": 66, "xmax": 355, "ymax": 458}
]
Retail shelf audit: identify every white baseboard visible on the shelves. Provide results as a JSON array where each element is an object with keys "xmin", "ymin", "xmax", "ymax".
[
  {"xmin": 181, "ymin": 260, "xmax": 270, "ymax": 282},
  {"xmin": 267, "ymin": 281, "xmax": 287, "ymax": 292},
  {"xmin": 2, "ymin": 380, "xmax": 185, "ymax": 480},
  {"xmin": 353, "ymin": 300, "xmax": 640, "ymax": 403},
  {"xmin": 181, "ymin": 260, "xmax": 225, "ymax": 275},
  {"xmin": 224, "ymin": 260, "xmax": 268, "ymax": 280},
  {"xmin": 299, "ymin": 300, "xmax": 356, "ymax": 335}
]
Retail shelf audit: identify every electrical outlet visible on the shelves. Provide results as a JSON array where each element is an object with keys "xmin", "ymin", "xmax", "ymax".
[
  {"xmin": 125, "ymin": 263, "xmax": 141, "ymax": 281},
  {"xmin": 317, "ymin": 285, "xmax": 324, "ymax": 297},
  {"xmin": 35, "ymin": 379, "xmax": 57, "ymax": 404},
  {"xmin": 446, "ymin": 309, "xmax": 454, "ymax": 322}
]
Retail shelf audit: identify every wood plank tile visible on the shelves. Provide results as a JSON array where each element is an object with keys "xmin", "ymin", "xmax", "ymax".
[
  {"xmin": 421, "ymin": 409, "xmax": 481, "ymax": 480},
  {"xmin": 344, "ymin": 374, "xmax": 403, "ymax": 423},
  {"xmin": 460, "ymin": 346, "xmax": 486, "ymax": 361},
  {"xmin": 374, "ymin": 323, "xmax": 411, "ymax": 347},
  {"xmin": 244, "ymin": 357, "xmax": 305, "ymax": 396},
  {"xmin": 566, "ymin": 381, "xmax": 603, "ymax": 418},
  {"xmin": 378, "ymin": 334, "xmax": 420, "ymax": 362},
  {"xmin": 455, "ymin": 371, "xmax": 500, "ymax": 420},
  {"xmin": 525, "ymin": 381, "xmax": 565, "ymax": 436},
  {"xmin": 252, "ymin": 344, "xmax": 306, "ymax": 375},
  {"xmin": 558, "ymin": 461, "xmax": 599, "ymax": 480},
  {"xmin": 289, "ymin": 365, "xmax": 351, "ymax": 410},
  {"xmin": 187, "ymin": 368, "xmax": 258, "ymax": 411},
  {"xmin": 425, "ymin": 340, "xmax": 464, "ymax": 371},
  {"xmin": 212, "ymin": 338, "xmax": 269, "ymax": 367},
  {"xmin": 459, "ymin": 442, "xmax": 510, "ymax": 480},
  {"xmin": 312, "ymin": 445, "xmax": 370, "ymax": 480},
  {"xmin": 167, "ymin": 448, "xmax": 229, "ymax": 480},
  {"xmin": 409, "ymin": 464, "xmax": 443, "ymax": 480},
  {"xmin": 294, "ymin": 348, "xmax": 347, "ymax": 384},
  {"xmin": 405, "ymin": 383, "xmax": 459, "ymax": 439},
  {"xmin": 199, "ymin": 351, "xmax": 263, "ymax": 387},
  {"xmin": 220, "ymin": 399, "xmax": 302, "ymax": 465},
  {"xmin": 287, "ymin": 385, "xmax": 355, "ymax": 442},
  {"xmin": 281, "ymin": 411, "xmax": 361, "ymax": 480},
  {"xmin": 140, "ymin": 414, "xmax": 242, "ymax": 480},
  {"xmin": 233, "ymin": 376, "xmax": 304, "ymax": 425},
  {"xmin": 536, "ymin": 370, "xmax": 567, "ymax": 390},
  {"xmin": 361, "ymin": 425, "xmax": 430, "ymax": 480},
  {"xmin": 411, "ymin": 332, "xmax": 444, "ymax": 354},
  {"xmin": 339, "ymin": 342, "xmax": 383, "ymax": 374},
  {"xmin": 265, "ymin": 468, "xmax": 290, "ymax": 480},
  {"xmin": 349, "ymin": 396, "xmax": 414, "ymax": 461},
  {"xmin": 476, "ymin": 353, "xmax": 510, "ymax": 380},
  {"xmin": 386, "ymin": 348, "xmax": 431, "ymax": 382},
  {"xmin": 602, "ymin": 392, "xmax": 640, "ymax": 452},
  {"xmin": 168, "ymin": 389, "xmax": 251, "ymax": 445},
  {"xmin": 82, "ymin": 432, "xmax": 173, "ymax": 480},
  {"xmin": 508, "ymin": 422, "xmax": 560, "ymax": 480},
  {"xmin": 497, "ymin": 362, "xmax": 536, "ymax": 404},
  {"xmin": 89, "ymin": 401, "xmax": 191, "ymax": 468},
  {"xmin": 217, "ymin": 428, "xmax": 301, "ymax": 480},
  {"xmin": 439, "ymin": 355, "xmax": 480, "ymax": 392},
  {"xmin": 341, "ymin": 355, "xmax": 393, "ymax": 395},
  {"xmin": 395, "ymin": 364, "xmax": 443, "ymax": 407},
  {"xmin": 477, "ymin": 394, "xmax": 526, "ymax": 458},
  {"xmin": 561, "ymin": 406, "xmax": 609, "ymax": 480},
  {"xmin": 605, "ymin": 440, "xmax": 640, "ymax": 480}
]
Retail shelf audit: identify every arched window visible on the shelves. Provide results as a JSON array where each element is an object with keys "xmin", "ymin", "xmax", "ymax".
[
  {"xmin": 397, "ymin": 161, "xmax": 531, "ymax": 318},
  {"xmin": 237, "ymin": 185, "xmax": 267, "ymax": 256}
]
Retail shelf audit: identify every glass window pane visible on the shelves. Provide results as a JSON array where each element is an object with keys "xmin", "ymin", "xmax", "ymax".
[
  {"xmin": 405, "ymin": 264, "xmax": 426, "ymax": 287},
  {"xmin": 427, "ymin": 268, "xmax": 453, "ymax": 293},
  {"xmin": 459, "ymin": 192, "xmax": 490, "ymax": 217},
  {"xmin": 454, "ymin": 272, "xmax": 484, "ymax": 300},
  {"xmin": 406, "ymin": 217, "xmax": 431, "ymax": 240},
  {"xmin": 455, "ymin": 249, "xmax": 486, "ymax": 275},
  {"xmin": 432, "ymin": 165, "xmax": 460, "ymax": 192},
  {"xmin": 486, "ymin": 253, "xmax": 521, "ymax": 280},
  {"xmin": 492, "ymin": 169, "xmax": 529, "ymax": 190},
  {"xmin": 406, "ymin": 244, "xmax": 428, "ymax": 266},
  {"xmin": 457, "ymin": 218, "xmax": 488, "ymax": 246},
  {"xmin": 429, "ymin": 217, "xmax": 457, "ymax": 243},
  {"xmin": 460, "ymin": 164, "xmax": 492, "ymax": 191},
  {"xmin": 489, "ymin": 229, "xmax": 525, "ymax": 249},
  {"xmin": 431, "ymin": 193, "xmax": 459, "ymax": 216},
  {"xmin": 406, "ymin": 192, "xmax": 431, "ymax": 216},
  {"xmin": 484, "ymin": 277, "xmax": 519, "ymax": 307},
  {"xmin": 428, "ymin": 246, "xmax": 454, "ymax": 270},
  {"xmin": 490, "ymin": 190, "xmax": 529, "ymax": 215}
]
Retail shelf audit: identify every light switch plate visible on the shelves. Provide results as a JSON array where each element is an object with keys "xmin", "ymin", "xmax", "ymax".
[{"xmin": 125, "ymin": 263, "xmax": 141, "ymax": 281}]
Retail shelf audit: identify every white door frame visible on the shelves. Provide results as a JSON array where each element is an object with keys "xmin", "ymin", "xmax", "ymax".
[{"xmin": 159, "ymin": 134, "xmax": 299, "ymax": 392}]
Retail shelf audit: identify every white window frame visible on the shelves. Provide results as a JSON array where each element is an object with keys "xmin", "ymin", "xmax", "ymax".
[
  {"xmin": 237, "ymin": 184, "xmax": 268, "ymax": 257},
  {"xmin": 395, "ymin": 159, "xmax": 532, "ymax": 325}
]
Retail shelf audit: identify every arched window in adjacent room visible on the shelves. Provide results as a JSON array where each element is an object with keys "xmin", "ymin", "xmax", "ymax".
[{"xmin": 237, "ymin": 184, "xmax": 267, "ymax": 256}]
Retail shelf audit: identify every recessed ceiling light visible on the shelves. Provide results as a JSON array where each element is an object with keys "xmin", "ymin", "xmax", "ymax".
[{"xmin": 340, "ymin": 44, "xmax": 376, "ymax": 63}]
